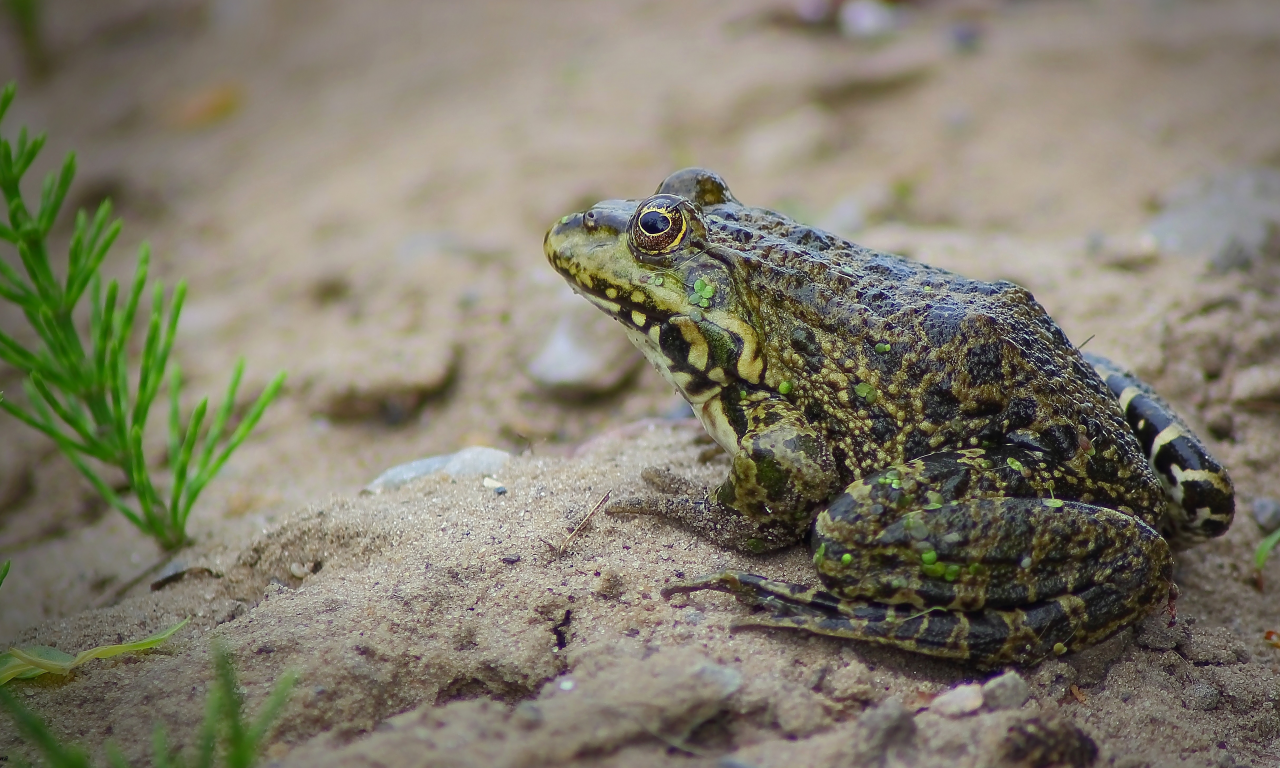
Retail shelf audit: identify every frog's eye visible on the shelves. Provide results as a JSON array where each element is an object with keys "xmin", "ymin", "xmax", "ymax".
[{"xmin": 629, "ymin": 194, "xmax": 689, "ymax": 260}]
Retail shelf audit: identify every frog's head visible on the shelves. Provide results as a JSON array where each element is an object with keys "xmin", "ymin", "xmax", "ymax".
[{"xmin": 544, "ymin": 168, "xmax": 748, "ymax": 347}]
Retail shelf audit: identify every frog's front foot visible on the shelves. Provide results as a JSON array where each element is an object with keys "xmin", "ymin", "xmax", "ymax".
[{"xmin": 606, "ymin": 467, "xmax": 795, "ymax": 553}]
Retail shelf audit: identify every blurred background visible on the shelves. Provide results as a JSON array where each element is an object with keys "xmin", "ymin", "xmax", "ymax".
[{"xmin": 1, "ymin": 0, "xmax": 1279, "ymax": 635}]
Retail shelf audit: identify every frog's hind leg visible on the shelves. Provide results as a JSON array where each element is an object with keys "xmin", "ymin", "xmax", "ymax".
[
  {"xmin": 1083, "ymin": 352, "xmax": 1235, "ymax": 545},
  {"xmin": 664, "ymin": 565, "xmax": 1166, "ymax": 667}
]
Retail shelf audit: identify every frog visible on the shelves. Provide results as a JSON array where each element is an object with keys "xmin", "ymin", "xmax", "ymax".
[{"xmin": 544, "ymin": 167, "xmax": 1235, "ymax": 666}]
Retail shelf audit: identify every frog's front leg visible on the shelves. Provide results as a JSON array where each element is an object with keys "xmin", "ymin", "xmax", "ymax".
[
  {"xmin": 608, "ymin": 390, "xmax": 839, "ymax": 553},
  {"xmin": 664, "ymin": 449, "xmax": 1174, "ymax": 666}
]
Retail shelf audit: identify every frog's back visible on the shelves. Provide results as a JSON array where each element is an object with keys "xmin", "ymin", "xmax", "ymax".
[{"xmin": 705, "ymin": 208, "xmax": 1168, "ymax": 524}]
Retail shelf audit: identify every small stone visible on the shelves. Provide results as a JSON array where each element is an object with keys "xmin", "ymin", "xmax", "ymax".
[
  {"xmin": 511, "ymin": 701, "xmax": 543, "ymax": 729},
  {"xmin": 1183, "ymin": 683, "xmax": 1221, "ymax": 711},
  {"xmin": 527, "ymin": 299, "xmax": 643, "ymax": 396},
  {"xmin": 1230, "ymin": 364, "xmax": 1280, "ymax": 405},
  {"xmin": 851, "ymin": 698, "xmax": 917, "ymax": 762},
  {"xmin": 288, "ymin": 562, "xmax": 308, "ymax": 579},
  {"xmin": 930, "ymin": 683, "xmax": 984, "ymax": 717},
  {"xmin": 1253, "ymin": 497, "xmax": 1280, "ymax": 534},
  {"xmin": 838, "ymin": 0, "xmax": 898, "ymax": 39},
  {"xmin": 1146, "ymin": 167, "xmax": 1280, "ymax": 270},
  {"xmin": 982, "ymin": 671, "xmax": 1030, "ymax": 711},
  {"xmin": 1135, "ymin": 611, "xmax": 1185, "ymax": 651},
  {"xmin": 364, "ymin": 446, "xmax": 511, "ymax": 493}
]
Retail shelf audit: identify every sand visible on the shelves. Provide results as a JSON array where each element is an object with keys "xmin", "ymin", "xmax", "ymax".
[{"xmin": 3, "ymin": 1, "xmax": 1280, "ymax": 765}]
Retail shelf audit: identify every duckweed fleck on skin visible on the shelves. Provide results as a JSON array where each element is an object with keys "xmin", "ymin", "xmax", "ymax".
[
  {"xmin": 813, "ymin": 542, "xmax": 827, "ymax": 566},
  {"xmin": 1053, "ymin": 643, "xmax": 1068, "ymax": 655},
  {"xmin": 875, "ymin": 342, "xmax": 891, "ymax": 353},
  {"xmin": 921, "ymin": 550, "xmax": 938, "ymax": 565},
  {"xmin": 841, "ymin": 553, "xmax": 853, "ymax": 565},
  {"xmin": 1043, "ymin": 498, "xmax": 1064, "ymax": 508},
  {"xmin": 778, "ymin": 380, "xmax": 793, "ymax": 395}
]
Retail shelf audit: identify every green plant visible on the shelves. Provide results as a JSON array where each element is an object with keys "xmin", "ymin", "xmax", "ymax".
[
  {"xmin": 1, "ymin": 0, "xmax": 49, "ymax": 78},
  {"xmin": 0, "ymin": 82, "xmax": 285, "ymax": 550},
  {"xmin": 0, "ymin": 644, "xmax": 296, "ymax": 768}
]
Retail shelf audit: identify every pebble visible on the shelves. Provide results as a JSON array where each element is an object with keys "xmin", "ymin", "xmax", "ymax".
[
  {"xmin": 364, "ymin": 446, "xmax": 511, "ymax": 493},
  {"xmin": 1253, "ymin": 497, "xmax": 1280, "ymax": 534},
  {"xmin": 1183, "ymin": 683, "xmax": 1221, "ymax": 711},
  {"xmin": 527, "ymin": 298, "xmax": 643, "ymax": 396},
  {"xmin": 838, "ymin": 0, "xmax": 898, "ymax": 39},
  {"xmin": 982, "ymin": 670, "xmax": 1030, "ymax": 711},
  {"xmin": 930, "ymin": 683, "xmax": 984, "ymax": 717},
  {"xmin": 1146, "ymin": 167, "xmax": 1280, "ymax": 270},
  {"xmin": 1231, "ymin": 364, "xmax": 1280, "ymax": 405}
]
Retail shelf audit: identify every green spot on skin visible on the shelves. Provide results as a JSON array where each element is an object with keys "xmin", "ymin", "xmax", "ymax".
[
  {"xmin": 922, "ymin": 286, "xmax": 934, "ymax": 292},
  {"xmin": 922, "ymin": 562, "xmax": 946, "ymax": 579},
  {"xmin": 560, "ymin": 215, "xmax": 571, "ymax": 224},
  {"xmin": 944, "ymin": 564, "xmax": 961, "ymax": 582},
  {"xmin": 841, "ymin": 553, "xmax": 852, "ymax": 565},
  {"xmin": 854, "ymin": 382, "xmax": 873, "ymax": 399},
  {"xmin": 1043, "ymin": 498, "xmax": 1064, "ymax": 508},
  {"xmin": 921, "ymin": 550, "xmax": 938, "ymax": 565},
  {"xmin": 1053, "ymin": 642, "xmax": 1067, "ymax": 655},
  {"xmin": 694, "ymin": 278, "xmax": 706, "ymax": 293},
  {"xmin": 1007, "ymin": 457, "xmax": 1024, "ymax": 472},
  {"xmin": 813, "ymin": 542, "xmax": 827, "ymax": 565},
  {"xmin": 778, "ymin": 380, "xmax": 793, "ymax": 395},
  {"xmin": 1087, "ymin": 447, "xmax": 1096, "ymax": 456},
  {"xmin": 875, "ymin": 342, "xmax": 891, "ymax": 353},
  {"xmin": 923, "ymin": 502, "xmax": 942, "ymax": 510}
]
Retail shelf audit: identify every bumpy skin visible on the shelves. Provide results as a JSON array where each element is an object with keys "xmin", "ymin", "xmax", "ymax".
[{"xmin": 544, "ymin": 168, "xmax": 1235, "ymax": 666}]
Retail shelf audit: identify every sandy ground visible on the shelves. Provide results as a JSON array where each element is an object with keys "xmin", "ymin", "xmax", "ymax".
[{"xmin": 3, "ymin": 0, "xmax": 1280, "ymax": 765}]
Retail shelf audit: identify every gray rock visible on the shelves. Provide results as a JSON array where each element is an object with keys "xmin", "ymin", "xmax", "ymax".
[
  {"xmin": 1183, "ymin": 683, "xmax": 1221, "ymax": 711},
  {"xmin": 527, "ymin": 298, "xmax": 643, "ymax": 396},
  {"xmin": 1146, "ymin": 167, "xmax": 1280, "ymax": 271},
  {"xmin": 852, "ymin": 698, "xmax": 917, "ymax": 762},
  {"xmin": 1253, "ymin": 497, "xmax": 1280, "ymax": 533},
  {"xmin": 365, "ymin": 446, "xmax": 511, "ymax": 493},
  {"xmin": 930, "ymin": 683, "xmax": 985, "ymax": 717},
  {"xmin": 982, "ymin": 670, "xmax": 1030, "ymax": 711},
  {"xmin": 1135, "ymin": 610, "xmax": 1186, "ymax": 651}
]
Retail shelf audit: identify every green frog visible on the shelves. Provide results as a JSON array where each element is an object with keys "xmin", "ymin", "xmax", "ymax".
[{"xmin": 544, "ymin": 168, "xmax": 1235, "ymax": 666}]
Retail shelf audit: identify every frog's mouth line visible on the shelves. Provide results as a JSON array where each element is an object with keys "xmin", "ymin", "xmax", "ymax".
[{"xmin": 570, "ymin": 281, "xmax": 674, "ymax": 335}]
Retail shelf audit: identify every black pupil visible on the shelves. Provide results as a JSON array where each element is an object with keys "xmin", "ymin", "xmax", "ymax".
[{"xmin": 639, "ymin": 210, "xmax": 671, "ymax": 236}]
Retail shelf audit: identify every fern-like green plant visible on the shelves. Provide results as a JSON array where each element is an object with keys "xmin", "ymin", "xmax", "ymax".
[
  {"xmin": 0, "ymin": 81, "xmax": 285, "ymax": 550},
  {"xmin": 0, "ymin": 643, "xmax": 296, "ymax": 768}
]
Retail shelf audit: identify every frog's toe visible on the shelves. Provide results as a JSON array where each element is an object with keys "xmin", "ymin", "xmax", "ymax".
[{"xmin": 607, "ymin": 496, "xmax": 795, "ymax": 553}]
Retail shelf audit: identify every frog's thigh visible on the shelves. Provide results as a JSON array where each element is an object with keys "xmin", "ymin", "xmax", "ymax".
[
  {"xmin": 816, "ymin": 490, "xmax": 1172, "ymax": 617},
  {"xmin": 1084, "ymin": 351, "xmax": 1234, "ymax": 544}
]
